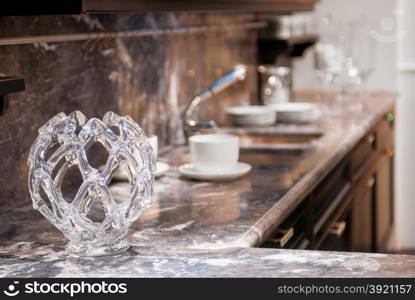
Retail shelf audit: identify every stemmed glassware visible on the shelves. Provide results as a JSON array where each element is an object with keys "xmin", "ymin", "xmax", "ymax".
[
  {"xmin": 348, "ymin": 18, "xmax": 377, "ymax": 93},
  {"xmin": 314, "ymin": 16, "xmax": 344, "ymax": 86},
  {"xmin": 313, "ymin": 15, "xmax": 377, "ymax": 113},
  {"xmin": 313, "ymin": 16, "xmax": 347, "ymax": 113}
]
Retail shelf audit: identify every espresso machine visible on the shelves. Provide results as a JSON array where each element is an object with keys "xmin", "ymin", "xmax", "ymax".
[{"xmin": 257, "ymin": 13, "xmax": 317, "ymax": 104}]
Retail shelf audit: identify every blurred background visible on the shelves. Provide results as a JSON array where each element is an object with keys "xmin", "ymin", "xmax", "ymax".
[
  {"xmin": 293, "ymin": 0, "xmax": 415, "ymax": 252},
  {"xmin": 294, "ymin": 0, "xmax": 397, "ymax": 92}
]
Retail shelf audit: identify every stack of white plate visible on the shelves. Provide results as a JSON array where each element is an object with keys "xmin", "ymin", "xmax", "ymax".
[
  {"xmin": 226, "ymin": 106, "xmax": 276, "ymax": 127},
  {"xmin": 267, "ymin": 102, "xmax": 317, "ymax": 123}
]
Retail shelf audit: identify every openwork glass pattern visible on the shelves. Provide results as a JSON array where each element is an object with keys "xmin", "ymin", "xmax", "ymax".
[{"xmin": 27, "ymin": 111, "xmax": 155, "ymax": 257}]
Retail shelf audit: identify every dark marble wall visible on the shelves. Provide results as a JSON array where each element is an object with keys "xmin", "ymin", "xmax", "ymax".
[{"xmin": 0, "ymin": 13, "xmax": 258, "ymax": 208}]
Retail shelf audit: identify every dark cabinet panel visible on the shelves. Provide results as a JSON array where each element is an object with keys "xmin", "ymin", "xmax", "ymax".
[
  {"xmin": 0, "ymin": 2, "xmax": 82, "ymax": 15},
  {"xmin": 312, "ymin": 159, "xmax": 350, "ymax": 233},
  {"xmin": 312, "ymin": 183, "xmax": 352, "ymax": 250},
  {"xmin": 318, "ymin": 208, "xmax": 351, "ymax": 252},
  {"xmin": 262, "ymin": 199, "xmax": 311, "ymax": 250},
  {"xmin": 2, "ymin": 0, "xmax": 317, "ymax": 16},
  {"xmin": 85, "ymin": 0, "xmax": 318, "ymax": 13}
]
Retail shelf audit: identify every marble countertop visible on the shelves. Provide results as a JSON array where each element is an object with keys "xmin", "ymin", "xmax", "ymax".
[
  {"xmin": 117, "ymin": 91, "xmax": 395, "ymax": 249},
  {"xmin": 2, "ymin": 242, "xmax": 415, "ymax": 277},
  {"xmin": 1, "ymin": 91, "xmax": 408, "ymax": 278}
]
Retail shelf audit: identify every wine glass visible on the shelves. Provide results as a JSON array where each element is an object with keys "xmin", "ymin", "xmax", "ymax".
[
  {"xmin": 333, "ymin": 17, "xmax": 376, "ymax": 112},
  {"xmin": 313, "ymin": 16, "xmax": 347, "ymax": 113},
  {"xmin": 351, "ymin": 20, "xmax": 377, "ymax": 93}
]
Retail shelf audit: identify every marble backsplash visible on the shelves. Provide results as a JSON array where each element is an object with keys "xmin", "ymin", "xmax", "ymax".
[{"xmin": 0, "ymin": 13, "xmax": 258, "ymax": 208}]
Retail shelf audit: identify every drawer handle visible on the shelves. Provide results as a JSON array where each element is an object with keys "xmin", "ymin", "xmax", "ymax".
[
  {"xmin": 329, "ymin": 221, "xmax": 346, "ymax": 237},
  {"xmin": 387, "ymin": 113, "xmax": 395, "ymax": 122},
  {"xmin": 366, "ymin": 176, "xmax": 375, "ymax": 188},
  {"xmin": 269, "ymin": 227, "xmax": 294, "ymax": 247},
  {"xmin": 386, "ymin": 149, "xmax": 394, "ymax": 158},
  {"xmin": 366, "ymin": 134, "xmax": 375, "ymax": 145}
]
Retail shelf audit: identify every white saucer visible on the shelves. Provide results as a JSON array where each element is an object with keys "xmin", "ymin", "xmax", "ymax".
[
  {"xmin": 178, "ymin": 162, "xmax": 252, "ymax": 181},
  {"xmin": 104, "ymin": 161, "xmax": 170, "ymax": 180}
]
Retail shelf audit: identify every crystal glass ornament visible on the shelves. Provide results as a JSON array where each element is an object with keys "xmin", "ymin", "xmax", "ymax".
[{"xmin": 27, "ymin": 111, "xmax": 155, "ymax": 257}]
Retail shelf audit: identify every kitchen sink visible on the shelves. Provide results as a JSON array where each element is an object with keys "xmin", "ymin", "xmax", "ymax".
[{"xmin": 161, "ymin": 126, "xmax": 325, "ymax": 174}]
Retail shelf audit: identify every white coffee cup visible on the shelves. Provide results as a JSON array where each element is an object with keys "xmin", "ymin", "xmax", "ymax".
[
  {"xmin": 189, "ymin": 134, "xmax": 239, "ymax": 173},
  {"xmin": 133, "ymin": 135, "xmax": 157, "ymax": 164}
]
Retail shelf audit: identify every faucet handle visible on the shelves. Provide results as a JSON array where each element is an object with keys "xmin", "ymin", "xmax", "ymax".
[
  {"xmin": 189, "ymin": 120, "xmax": 217, "ymax": 129},
  {"xmin": 184, "ymin": 120, "xmax": 217, "ymax": 139}
]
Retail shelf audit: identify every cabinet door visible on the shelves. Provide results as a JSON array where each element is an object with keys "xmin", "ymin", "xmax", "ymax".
[
  {"xmin": 350, "ymin": 174, "xmax": 375, "ymax": 252},
  {"xmin": 375, "ymin": 154, "xmax": 394, "ymax": 251}
]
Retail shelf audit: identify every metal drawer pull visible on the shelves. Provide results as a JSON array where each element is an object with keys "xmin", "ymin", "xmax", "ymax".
[
  {"xmin": 269, "ymin": 227, "xmax": 294, "ymax": 247},
  {"xmin": 366, "ymin": 176, "xmax": 375, "ymax": 188},
  {"xmin": 329, "ymin": 221, "xmax": 346, "ymax": 237},
  {"xmin": 366, "ymin": 134, "xmax": 375, "ymax": 144}
]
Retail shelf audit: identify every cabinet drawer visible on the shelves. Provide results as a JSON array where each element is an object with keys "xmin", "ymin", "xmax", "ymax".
[
  {"xmin": 313, "ymin": 182, "xmax": 351, "ymax": 235},
  {"xmin": 313, "ymin": 159, "xmax": 349, "ymax": 226},
  {"xmin": 262, "ymin": 200, "xmax": 310, "ymax": 249},
  {"xmin": 313, "ymin": 193, "xmax": 352, "ymax": 250},
  {"xmin": 350, "ymin": 132, "xmax": 376, "ymax": 177},
  {"xmin": 318, "ymin": 207, "xmax": 350, "ymax": 251},
  {"xmin": 377, "ymin": 116, "xmax": 394, "ymax": 153}
]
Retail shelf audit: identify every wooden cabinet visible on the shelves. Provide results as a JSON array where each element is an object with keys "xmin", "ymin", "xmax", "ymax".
[
  {"xmin": 348, "ymin": 113, "xmax": 395, "ymax": 253},
  {"xmin": 350, "ymin": 173, "xmax": 375, "ymax": 252},
  {"xmin": 261, "ymin": 110, "xmax": 395, "ymax": 253},
  {"xmin": 375, "ymin": 155, "xmax": 394, "ymax": 251},
  {"xmin": 374, "ymin": 114, "xmax": 395, "ymax": 251}
]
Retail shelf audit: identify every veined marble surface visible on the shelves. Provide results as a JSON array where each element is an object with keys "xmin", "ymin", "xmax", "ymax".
[
  {"xmin": 0, "ymin": 13, "xmax": 257, "ymax": 209},
  {"xmin": 1, "ymin": 242, "xmax": 415, "ymax": 278},
  {"xmin": 0, "ymin": 91, "xmax": 405, "ymax": 278},
  {"xmin": 116, "ymin": 92, "xmax": 396, "ymax": 249}
]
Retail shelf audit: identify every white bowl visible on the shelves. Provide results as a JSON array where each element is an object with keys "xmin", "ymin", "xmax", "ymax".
[
  {"xmin": 226, "ymin": 105, "xmax": 274, "ymax": 116},
  {"xmin": 267, "ymin": 102, "xmax": 317, "ymax": 113},
  {"xmin": 267, "ymin": 102, "xmax": 317, "ymax": 123},
  {"xmin": 226, "ymin": 105, "xmax": 276, "ymax": 127}
]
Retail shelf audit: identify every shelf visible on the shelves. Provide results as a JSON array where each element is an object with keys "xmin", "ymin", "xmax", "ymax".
[
  {"xmin": 258, "ymin": 34, "xmax": 318, "ymax": 63},
  {"xmin": 0, "ymin": 77, "xmax": 25, "ymax": 96},
  {"xmin": 284, "ymin": 34, "xmax": 318, "ymax": 45},
  {"xmin": 0, "ymin": 76, "xmax": 25, "ymax": 116}
]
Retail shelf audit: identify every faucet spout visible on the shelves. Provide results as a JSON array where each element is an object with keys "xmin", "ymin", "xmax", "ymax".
[{"xmin": 183, "ymin": 64, "xmax": 246, "ymax": 137}]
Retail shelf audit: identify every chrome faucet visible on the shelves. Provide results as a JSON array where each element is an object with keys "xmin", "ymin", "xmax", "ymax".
[{"xmin": 183, "ymin": 64, "xmax": 247, "ymax": 138}]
